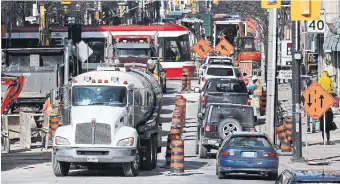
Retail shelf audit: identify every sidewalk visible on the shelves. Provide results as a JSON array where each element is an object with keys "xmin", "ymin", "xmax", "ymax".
[{"xmin": 256, "ymin": 111, "xmax": 340, "ymax": 171}]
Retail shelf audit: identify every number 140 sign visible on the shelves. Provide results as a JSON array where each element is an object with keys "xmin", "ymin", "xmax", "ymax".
[{"xmin": 307, "ymin": 10, "xmax": 326, "ymax": 33}]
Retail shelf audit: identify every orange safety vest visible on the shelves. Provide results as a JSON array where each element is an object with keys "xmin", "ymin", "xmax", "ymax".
[{"xmin": 253, "ymin": 81, "xmax": 262, "ymax": 97}]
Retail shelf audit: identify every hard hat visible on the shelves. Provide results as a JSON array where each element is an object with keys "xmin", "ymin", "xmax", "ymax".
[{"xmin": 252, "ymin": 76, "xmax": 258, "ymax": 81}]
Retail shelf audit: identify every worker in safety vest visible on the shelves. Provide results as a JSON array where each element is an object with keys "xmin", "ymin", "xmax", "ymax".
[
  {"xmin": 318, "ymin": 70, "xmax": 336, "ymax": 94},
  {"xmin": 247, "ymin": 76, "xmax": 262, "ymax": 121}
]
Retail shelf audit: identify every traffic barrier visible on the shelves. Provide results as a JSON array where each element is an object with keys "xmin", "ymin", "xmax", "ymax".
[
  {"xmin": 260, "ymin": 87, "xmax": 267, "ymax": 116},
  {"xmin": 182, "ymin": 65, "xmax": 195, "ymax": 77},
  {"xmin": 187, "ymin": 76, "xmax": 191, "ymax": 90},
  {"xmin": 181, "ymin": 75, "xmax": 188, "ymax": 91},
  {"xmin": 172, "ymin": 110, "xmax": 184, "ymax": 127},
  {"xmin": 276, "ymin": 125, "xmax": 286, "ymax": 142},
  {"xmin": 170, "ymin": 140, "xmax": 185, "ymax": 175},
  {"xmin": 284, "ymin": 117, "xmax": 293, "ymax": 143},
  {"xmin": 170, "ymin": 126, "xmax": 182, "ymax": 135},
  {"xmin": 48, "ymin": 115, "xmax": 62, "ymax": 140},
  {"xmin": 175, "ymin": 95, "xmax": 184, "ymax": 100},
  {"xmin": 280, "ymin": 138, "xmax": 292, "ymax": 152}
]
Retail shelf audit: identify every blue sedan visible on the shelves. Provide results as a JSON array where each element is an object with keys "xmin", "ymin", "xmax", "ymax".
[{"xmin": 216, "ymin": 132, "xmax": 279, "ymax": 179}]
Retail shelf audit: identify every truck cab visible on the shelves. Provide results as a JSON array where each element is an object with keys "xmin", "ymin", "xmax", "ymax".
[{"xmin": 53, "ymin": 65, "xmax": 163, "ymax": 177}]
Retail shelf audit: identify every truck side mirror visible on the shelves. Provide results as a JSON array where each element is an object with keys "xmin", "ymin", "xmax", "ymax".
[{"xmin": 194, "ymin": 87, "xmax": 200, "ymax": 93}]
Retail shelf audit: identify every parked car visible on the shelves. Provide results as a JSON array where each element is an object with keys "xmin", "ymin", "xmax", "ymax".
[
  {"xmin": 216, "ymin": 132, "xmax": 279, "ymax": 180},
  {"xmin": 196, "ymin": 103, "xmax": 256, "ymax": 158},
  {"xmin": 276, "ymin": 169, "xmax": 340, "ymax": 183},
  {"xmin": 195, "ymin": 78, "xmax": 250, "ymax": 116},
  {"xmin": 199, "ymin": 65, "xmax": 241, "ymax": 90},
  {"xmin": 198, "ymin": 56, "xmax": 234, "ymax": 80}
]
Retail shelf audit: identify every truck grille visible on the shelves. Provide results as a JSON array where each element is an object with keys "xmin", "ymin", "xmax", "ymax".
[{"xmin": 75, "ymin": 123, "xmax": 111, "ymax": 145}]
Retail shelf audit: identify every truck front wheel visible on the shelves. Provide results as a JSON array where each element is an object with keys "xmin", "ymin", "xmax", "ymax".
[
  {"xmin": 52, "ymin": 152, "xmax": 70, "ymax": 177},
  {"xmin": 123, "ymin": 149, "xmax": 140, "ymax": 177}
]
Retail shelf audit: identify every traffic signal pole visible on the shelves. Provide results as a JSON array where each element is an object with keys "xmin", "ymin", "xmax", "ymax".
[{"xmin": 291, "ymin": 20, "xmax": 304, "ymax": 162}]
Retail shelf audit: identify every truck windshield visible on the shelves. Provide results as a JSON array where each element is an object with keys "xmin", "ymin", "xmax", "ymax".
[
  {"xmin": 72, "ymin": 86, "xmax": 127, "ymax": 107},
  {"xmin": 117, "ymin": 49, "xmax": 149, "ymax": 58}
]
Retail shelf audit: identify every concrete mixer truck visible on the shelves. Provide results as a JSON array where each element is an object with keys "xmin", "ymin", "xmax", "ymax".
[{"xmin": 52, "ymin": 63, "xmax": 163, "ymax": 177}]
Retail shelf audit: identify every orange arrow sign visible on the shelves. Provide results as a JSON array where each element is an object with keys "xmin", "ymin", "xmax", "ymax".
[
  {"xmin": 192, "ymin": 39, "xmax": 212, "ymax": 58},
  {"xmin": 302, "ymin": 81, "xmax": 336, "ymax": 120},
  {"xmin": 215, "ymin": 38, "xmax": 234, "ymax": 56}
]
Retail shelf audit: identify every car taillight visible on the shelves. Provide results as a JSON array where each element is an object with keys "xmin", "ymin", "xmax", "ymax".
[
  {"xmin": 246, "ymin": 96, "xmax": 250, "ymax": 105},
  {"xmin": 205, "ymin": 124, "xmax": 212, "ymax": 132},
  {"xmin": 222, "ymin": 151, "xmax": 235, "ymax": 156},
  {"xmin": 202, "ymin": 96, "xmax": 207, "ymax": 105},
  {"xmin": 263, "ymin": 152, "xmax": 276, "ymax": 157},
  {"xmin": 249, "ymin": 128, "xmax": 256, "ymax": 132}
]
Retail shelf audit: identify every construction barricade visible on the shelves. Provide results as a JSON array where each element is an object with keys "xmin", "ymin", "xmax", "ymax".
[
  {"xmin": 260, "ymin": 86, "xmax": 267, "ymax": 116},
  {"xmin": 164, "ymin": 95, "xmax": 187, "ymax": 175}
]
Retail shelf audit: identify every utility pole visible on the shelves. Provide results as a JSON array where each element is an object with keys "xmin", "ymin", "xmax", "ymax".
[
  {"xmin": 291, "ymin": 20, "xmax": 303, "ymax": 162},
  {"xmin": 265, "ymin": 8, "xmax": 278, "ymax": 143}
]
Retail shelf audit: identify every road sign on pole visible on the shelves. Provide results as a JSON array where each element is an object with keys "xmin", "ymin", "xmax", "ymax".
[
  {"xmin": 215, "ymin": 38, "xmax": 234, "ymax": 56},
  {"xmin": 302, "ymin": 81, "xmax": 336, "ymax": 120},
  {"xmin": 307, "ymin": 10, "xmax": 326, "ymax": 33},
  {"xmin": 74, "ymin": 40, "xmax": 93, "ymax": 63},
  {"xmin": 192, "ymin": 39, "xmax": 212, "ymax": 58}
]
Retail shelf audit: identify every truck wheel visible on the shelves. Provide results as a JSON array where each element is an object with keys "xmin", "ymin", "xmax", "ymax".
[
  {"xmin": 52, "ymin": 152, "xmax": 70, "ymax": 177},
  {"xmin": 198, "ymin": 131, "xmax": 208, "ymax": 158},
  {"xmin": 141, "ymin": 138, "xmax": 154, "ymax": 170},
  {"xmin": 218, "ymin": 118, "xmax": 242, "ymax": 140},
  {"xmin": 123, "ymin": 149, "xmax": 140, "ymax": 177}
]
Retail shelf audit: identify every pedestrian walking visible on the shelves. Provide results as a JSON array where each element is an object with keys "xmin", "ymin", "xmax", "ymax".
[
  {"xmin": 319, "ymin": 108, "xmax": 335, "ymax": 145},
  {"xmin": 318, "ymin": 70, "xmax": 337, "ymax": 144}
]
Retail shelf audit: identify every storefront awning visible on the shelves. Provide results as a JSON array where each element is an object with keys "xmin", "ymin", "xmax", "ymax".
[{"xmin": 324, "ymin": 18, "xmax": 340, "ymax": 51}]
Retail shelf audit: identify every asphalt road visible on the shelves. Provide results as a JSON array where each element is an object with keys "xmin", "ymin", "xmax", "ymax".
[{"xmin": 1, "ymin": 80, "xmax": 275, "ymax": 184}]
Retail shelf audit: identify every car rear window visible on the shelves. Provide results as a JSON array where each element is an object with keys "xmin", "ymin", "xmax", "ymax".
[
  {"xmin": 206, "ymin": 80, "xmax": 247, "ymax": 93},
  {"xmin": 206, "ymin": 68, "xmax": 234, "ymax": 76},
  {"xmin": 225, "ymin": 136, "xmax": 272, "ymax": 148}
]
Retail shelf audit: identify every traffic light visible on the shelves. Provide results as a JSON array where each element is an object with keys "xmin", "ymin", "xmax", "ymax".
[
  {"xmin": 306, "ymin": 53, "xmax": 318, "ymax": 75},
  {"xmin": 261, "ymin": 0, "xmax": 281, "ymax": 8},
  {"xmin": 291, "ymin": 0, "xmax": 321, "ymax": 20}
]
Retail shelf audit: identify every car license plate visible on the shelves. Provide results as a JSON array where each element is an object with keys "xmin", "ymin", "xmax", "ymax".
[
  {"xmin": 87, "ymin": 156, "xmax": 98, "ymax": 162},
  {"xmin": 242, "ymin": 152, "xmax": 256, "ymax": 158}
]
